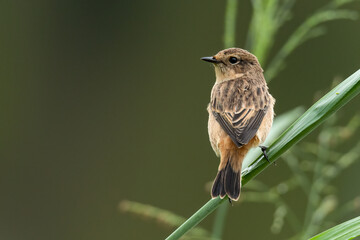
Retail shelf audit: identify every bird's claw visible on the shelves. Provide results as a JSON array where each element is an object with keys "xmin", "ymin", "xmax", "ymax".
[{"xmin": 260, "ymin": 145, "xmax": 276, "ymax": 165}]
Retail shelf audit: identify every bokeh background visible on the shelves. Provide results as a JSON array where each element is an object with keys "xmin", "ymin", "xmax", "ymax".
[{"xmin": 1, "ymin": 1, "xmax": 360, "ymax": 239}]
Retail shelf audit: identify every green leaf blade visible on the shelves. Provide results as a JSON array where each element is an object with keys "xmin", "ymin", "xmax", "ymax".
[
  {"xmin": 242, "ymin": 69, "xmax": 360, "ymax": 184},
  {"xmin": 309, "ymin": 216, "xmax": 360, "ymax": 240}
]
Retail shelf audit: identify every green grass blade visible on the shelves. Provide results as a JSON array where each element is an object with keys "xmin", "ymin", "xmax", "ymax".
[
  {"xmin": 266, "ymin": 8, "xmax": 358, "ymax": 81},
  {"xmin": 166, "ymin": 70, "xmax": 360, "ymax": 240},
  {"xmin": 242, "ymin": 69, "xmax": 360, "ymax": 182},
  {"xmin": 309, "ymin": 216, "xmax": 360, "ymax": 240},
  {"xmin": 165, "ymin": 197, "xmax": 227, "ymax": 240},
  {"xmin": 223, "ymin": 0, "xmax": 238, "ymax": 48}
]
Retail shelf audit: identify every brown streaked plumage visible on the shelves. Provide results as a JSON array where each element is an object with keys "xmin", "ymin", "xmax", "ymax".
[{"xmin": 202, "ymin": 48, "xmax": 275, "ymax": 201}]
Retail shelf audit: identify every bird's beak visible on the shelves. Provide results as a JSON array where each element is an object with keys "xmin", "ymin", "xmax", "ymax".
[{"xmin": 201, "ymin": 56, "xmax": 220, "ymax": 64}]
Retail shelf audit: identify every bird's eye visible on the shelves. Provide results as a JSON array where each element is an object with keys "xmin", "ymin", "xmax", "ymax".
[{"xmin": 229, "ymin": 57, "xmax": 238, "ymax": 64}]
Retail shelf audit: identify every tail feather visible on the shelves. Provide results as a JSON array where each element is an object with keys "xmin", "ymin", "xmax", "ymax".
[
  {"xmin": 224, "ymin": 163, "xmax": 241, "ymax": 201},
  {"xmin": 211, "ymin": 167, "xmax": 226, "ymax": 199},
  {"xmin": 211, "ymin": 159, "xmax": 242, "ymax": 201}
]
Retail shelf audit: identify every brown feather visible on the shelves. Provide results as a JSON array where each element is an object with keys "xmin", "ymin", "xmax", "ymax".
[{"xmin": 210, "ymin": 77, "xmax": 270, "ymax": 147}]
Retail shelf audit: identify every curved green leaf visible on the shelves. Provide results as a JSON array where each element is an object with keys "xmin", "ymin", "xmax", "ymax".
[
  {"xmin": 309, "ymin": 216, "xmax": 360, "ymax": 240},
  {"xmin": 242, "ymin": 69, "xmax": 360, "ymax": 184}
]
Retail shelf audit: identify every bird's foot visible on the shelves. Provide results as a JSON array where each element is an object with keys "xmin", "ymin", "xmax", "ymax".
[
  {"xmin": 228, "ymin": 198, "xmax": 233, "ymax": 206},
  {"xmin": 259, "ymin": 146, "xmax": 276, "ymax": 165}
]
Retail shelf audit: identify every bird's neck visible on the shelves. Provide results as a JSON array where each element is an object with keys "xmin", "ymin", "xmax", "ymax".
[{"xmin": 215, "ymin": 72, "xmax": 245, "ymax": 83}]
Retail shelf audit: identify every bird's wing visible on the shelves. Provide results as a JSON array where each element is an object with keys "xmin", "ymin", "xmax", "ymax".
[
  {"xmin": 211, "ymin": 107, "xmax": 268, "ymax": 147},
  {"xmin": 210, "ymin": 79, "xmax": 270, "ymax": 147}
]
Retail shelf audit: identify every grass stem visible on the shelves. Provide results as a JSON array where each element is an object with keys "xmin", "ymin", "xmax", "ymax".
[{"xmin": 224, "ymin": 0, "xmax": 238, "ymax": 48}]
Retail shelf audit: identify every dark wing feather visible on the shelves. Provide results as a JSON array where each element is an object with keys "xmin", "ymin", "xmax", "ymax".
[
  {"xmin": 210, "ymin": 78, "xmax": 270, "ymax": 147},
  {"xmin": 212, "ymin": 107, "xmax": 267, "ymax": 147}
]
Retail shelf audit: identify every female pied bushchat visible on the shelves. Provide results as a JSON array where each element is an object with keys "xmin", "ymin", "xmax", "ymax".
[{"xmin": 202, "ymin": 48, "xmax": 275, "ymax": 201}]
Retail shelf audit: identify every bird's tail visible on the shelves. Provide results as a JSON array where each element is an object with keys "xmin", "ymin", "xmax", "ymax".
[{"xmin": 211, "ymin": 152, "xmax": 242, "ymax": 201}]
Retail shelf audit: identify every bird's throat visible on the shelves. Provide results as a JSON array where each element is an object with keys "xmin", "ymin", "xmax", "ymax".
[{"xmin": 215, "ymin": 71, "xmax": 245, "ymax": 83}]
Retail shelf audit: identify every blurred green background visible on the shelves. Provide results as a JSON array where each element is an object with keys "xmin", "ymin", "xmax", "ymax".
[{"xmin": 1, "ymin": 1, "xmax": 360, "ymax": 239}]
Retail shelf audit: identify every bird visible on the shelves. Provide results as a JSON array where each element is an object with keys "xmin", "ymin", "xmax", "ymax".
[{"xmin": 201, "ymin": 48, "xmax": 275, "ymax": 201}]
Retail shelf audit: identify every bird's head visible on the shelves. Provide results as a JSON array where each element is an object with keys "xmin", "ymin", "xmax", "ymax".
[{"xmin": 201, "ymin": 48, "xmax": 263, "ymax": 83}]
